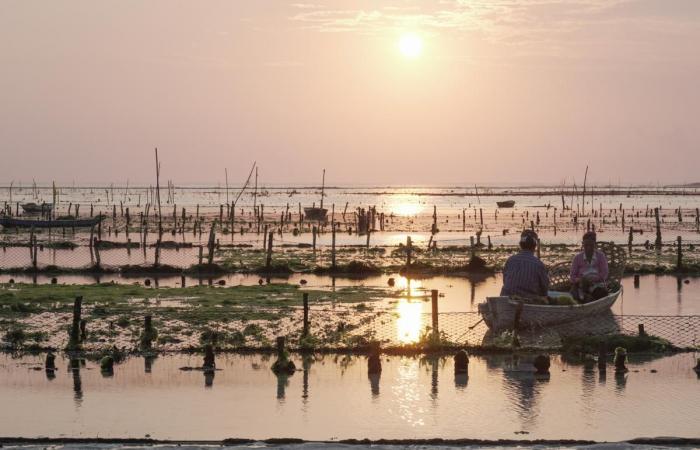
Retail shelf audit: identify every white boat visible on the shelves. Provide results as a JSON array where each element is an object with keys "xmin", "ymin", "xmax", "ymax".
[{"xmin": 478, "ymin": 289, "xmax": 621, "ymax": 331}]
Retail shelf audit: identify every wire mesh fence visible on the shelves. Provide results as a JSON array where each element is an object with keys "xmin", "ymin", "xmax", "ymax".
[
  {"xmin": 3, "ymin": 305, "xmax": 698, "ymax": 352},
  {"xmin": 357, "ymin": 311, "xmax": 699, "ymax": 350}
]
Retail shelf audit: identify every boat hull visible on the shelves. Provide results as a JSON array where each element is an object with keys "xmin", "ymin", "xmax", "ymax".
[
  {"xmin": 497, "ymin": 200, "xmax": 515, "ymax": 208},
  {"xmin": 303, "ymin": 207, "xmax": 328, "ymax": 222},
  {"xmin": 478, "ymin": 290, "xmax": 620, "ymax": 331}
]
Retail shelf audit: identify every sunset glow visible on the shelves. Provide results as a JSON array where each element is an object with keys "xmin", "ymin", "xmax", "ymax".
[
  {"xmin": 396, "ymin": 299, "xmax": 423, "ymax": 343},
  {"xmin": 398, "ymin": 33, "xmax": 423, "ymax": 59}
]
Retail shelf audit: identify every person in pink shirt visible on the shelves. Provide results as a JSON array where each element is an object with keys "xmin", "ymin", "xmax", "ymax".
[{"xmin": 570, "ymin": 231, "xmax": 609, "ymax": 302}]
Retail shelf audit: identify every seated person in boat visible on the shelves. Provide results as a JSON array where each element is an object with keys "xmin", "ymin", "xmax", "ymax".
[
  {"xmin": 570, "ymin": 231, "xmax": 609, "ymax": 302},
  {"xmin": 500, "ymin": 230, "xmax": 549, "ymax": 300}
]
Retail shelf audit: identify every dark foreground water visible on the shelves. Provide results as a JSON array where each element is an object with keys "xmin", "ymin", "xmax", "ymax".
[{"xmin": 0, "ymin": 353, "xmax": 698, "ymax": 442}]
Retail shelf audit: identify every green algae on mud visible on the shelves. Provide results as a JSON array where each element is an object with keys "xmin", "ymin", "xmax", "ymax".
[
  {"xmin": 561, "ymin": 333, "xmax": 679, "ymax": 356},
  {"xmin": 0, "ymin": 282, "xmax": 398, "ymax": 315},
  {"xmin": 0, "ymin": 282, "xmax": 405, "ymax": 352}
]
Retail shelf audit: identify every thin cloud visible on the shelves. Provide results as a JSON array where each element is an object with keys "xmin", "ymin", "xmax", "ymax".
[{"xmin": 289, "ymin": 0, "xmax": 665, "ymax": 43}]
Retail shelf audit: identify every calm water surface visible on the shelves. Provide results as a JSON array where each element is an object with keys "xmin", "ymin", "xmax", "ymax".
[{"xmin": 0, "ymin": 353, "xmax": 698, "ymax": 441}]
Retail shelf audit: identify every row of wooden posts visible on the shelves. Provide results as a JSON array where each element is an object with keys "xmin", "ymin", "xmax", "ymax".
[{"xmin": 57, "ymin": 291, "xmax": 661, "ymax": 379}]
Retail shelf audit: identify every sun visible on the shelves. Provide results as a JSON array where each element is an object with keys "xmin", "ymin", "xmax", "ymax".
[{"xmin": 398, "ymin": 33, "xmax": 423, "ymax": 59}]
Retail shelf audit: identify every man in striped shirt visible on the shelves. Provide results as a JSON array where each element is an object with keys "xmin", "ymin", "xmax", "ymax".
[{"xmin": 500, "ymin": 230, "xmax": 550, "ymax": 298}]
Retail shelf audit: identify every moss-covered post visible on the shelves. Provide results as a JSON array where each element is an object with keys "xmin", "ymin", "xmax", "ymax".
[
  {"xmin": 45, "ymin": 351, "xmax": 56, "ymax": 371},
  {"xmin": 406, "ymin": 236, "xmax": 412, "ymax": 266},
  {"xmin": 312, "ymin": 225, "xmax": 317, "ymax": 255},
  {"xmin": 207, "ymin": 222, "xmax": 216, "ymax": 265},
  {"xmin": 331, "ymin": 221, "xmax": 337, "ymax": 269},
  {"xmin": 140, "ymin": 315, "xmax": 156, "ymax": 349},
  {"xmin": 100, "ymin": 355, "xmax": 114, "ymax": 375},
  {"xmin": 68, "ymin": 296, "xmax": 83, "ymax": 349},
  {"xmin": 454, "ymin": 350, "xmax": 468, "ymax": 374},
  {"xmin": 368, "ymin": 341, "xmax": 381, "ymax": 374},
  {"xmin": 79, "ymin": 319, "xmax": 87, "ymax": 342},
  {"xmin": 654, "ymin": 208, "xmax": 662, "ymax": 250},
  {"xmin": 203, "ymin": 343, "xmax": 215, "ymax": 371},
  {"xmin": 628, "ymin": 227, "xmax": 633, "ymax": 254},
  {"xmin": 614, "ymin": 347, "xmax": 628, "ymax": 373},
  {"xmin": 93, "ymin": 237, "xmax": 101, "ymax": 268},
  {"xmin": 534, "ymin": 354, "xmax": 551, "ymax": 376},
  {"xmin": 302, "ymin": 293, "xmax": 309, "ymax": 338},
  {"xmin": 89, "ymin": 225, "xmax": 95, "ymax": 263},
  {"xmin": 431, "ymin": 289, "xmax": 439, "ymax": 340},
  {"xmin": 638, "ymin": 323, "xmax": 646, "ymax": 336},
  {"xmin": 272, "ymin": 336, "xmax": 296, "ymax": 374},
  {"xmin": 265, "ymin": 231, "xmax": 274, "ymax": 269}
]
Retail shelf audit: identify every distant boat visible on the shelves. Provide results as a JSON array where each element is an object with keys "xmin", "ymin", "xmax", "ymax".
[
  {"xmin": 303, "ymin": 207, "xmax": 328, "ymax": 222},
  {"xmin": 497, "ymin": 200, "xmax": 516, "ymax": 208},
  {"xmin": 0, "ymin": 216, "xmax": 103, "ymax": 229},
  {"xmin": 304, "ymin": 169, "xmax": 328, "ymax": 222},
  {"xmin": 21, "ymin": 202, "xmax": 53, "ymax": 214}
]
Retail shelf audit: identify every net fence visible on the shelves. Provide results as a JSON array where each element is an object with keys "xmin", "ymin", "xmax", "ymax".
[{"xmin": 4, "ymin": 306, "xmax": 698, "ymax": 352}]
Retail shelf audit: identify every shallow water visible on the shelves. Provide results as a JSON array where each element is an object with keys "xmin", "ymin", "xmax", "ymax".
[{"xmin": 0, "ymin": 353, "xmax": 698, "ymax": 441}]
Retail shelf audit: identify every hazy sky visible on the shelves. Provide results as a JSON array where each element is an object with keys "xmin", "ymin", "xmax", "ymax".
[{"xmin": 1, "ymin": 0, "xmax": 698, "ymax": 185}]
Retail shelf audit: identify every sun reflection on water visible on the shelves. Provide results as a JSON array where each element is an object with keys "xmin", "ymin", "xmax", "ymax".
[
  {"xmin": 394, "ymin": 276, "xmax": 423, "ymax": 298},
  {"xmin": 394, "ymin": 276, "xmax": 426, "ymax": 344},
  {"xmin": 396, "ymin": 299, "xmax": 424, "ymax": 344},
  {"xmin": 388, "ymin": 196, "xmax": 424, "ymax": 216}
]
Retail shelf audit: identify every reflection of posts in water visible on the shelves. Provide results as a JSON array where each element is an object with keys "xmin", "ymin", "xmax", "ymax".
[
  {"xmin": 302, "ymin": 355, "xmax": 313, "ymax": 402},
  {"xmin": 598, "ymin": 342, "xmax": 607, "ymax": 373},
  {"xmin": 455, "ymin": 373, "xmax": 468, "ymax": 389},
  {"xmin": 70, "ymin": 358, "xmax": 83, "ymax": 405},
  {"xmin": 276, "ymin": 373, "xmax": 290, "ymax": 400},
  {"xmin": 204, "ymin": 370, "xmax": 215, "ymax": 388},
  {"xmin": 470, "ymin": 282, "xmax": 476, "ymax": 304},
  {"xmin": 420, "ymin": 355, "xmax": 440, "ymax": 400},
  {"xmin": 368, "ymin": 373, "xmax": 380, "ymax": 397},
  {"xmin": 144, "ymin": 354, "xmax": 156, "ymax": 373},
  {"xmin": 45, "ymin": 351, "xmax": 57, "ymax": 380},
  {"xmin": 431, "ymin": 358, "xmax": 438, "ymax": 399},
  {"xmin": 614, "ymin": 372, "xmax": 627, "ymax": 392},
  {"xmin": 454, "ymin": 350, "xmax": 469, "ymax": 389}
]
